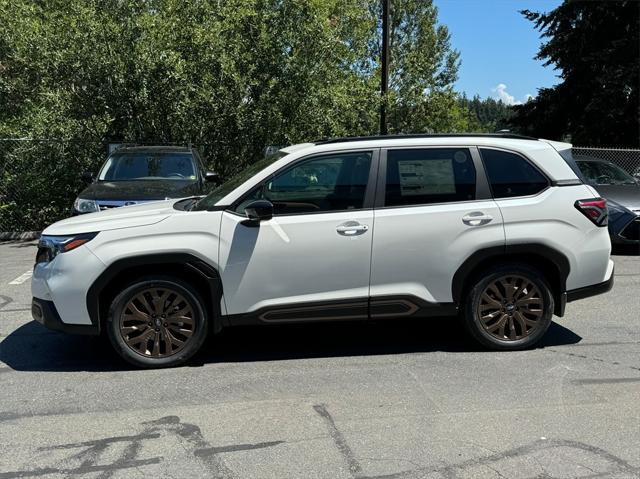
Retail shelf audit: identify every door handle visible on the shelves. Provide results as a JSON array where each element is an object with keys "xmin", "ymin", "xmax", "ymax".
[
  {"xmin": 336, "ymin": 221, "xmax": 369, "ymax": 236},
  {"xmin": 462, "ymin": 212, "xmax": 493, "ymax": 226}
]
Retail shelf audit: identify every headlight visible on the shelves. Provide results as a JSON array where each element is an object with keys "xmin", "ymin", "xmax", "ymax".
[
  {"xmin": 73, "ymin": 197, "xmax": 99, "ymax": 214},
  {"xmin": 36, "ymin": 232, "xmax": 98, "ymax": 264}
]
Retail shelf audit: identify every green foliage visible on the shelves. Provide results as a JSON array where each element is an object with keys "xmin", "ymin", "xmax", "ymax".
[
  {"xmin": 0, "ymin": 0, "xmax": 473, "ymax": 230},
  {"xmin": 459, "ymin": 95, "xmax": 514, "ymax": 133},
  {"xmin": 371, "ymin": 0, "xmax": 472, "ymax": 133},
  {"xmin": 510, "ymin": 0, "xmax": 640, "ymax": 146},
  {"xmin": 0, "ymin": 1, "xmax": 468, "ymax": 161},
  {"xmin": 0, "ymin": 139, "xmax": 104, "ymax": 231}
]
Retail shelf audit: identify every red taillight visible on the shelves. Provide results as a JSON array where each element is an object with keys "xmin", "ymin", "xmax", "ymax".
[{"xmin": 575, "ymin": 198, "xmax": 608, "ymax": 226}]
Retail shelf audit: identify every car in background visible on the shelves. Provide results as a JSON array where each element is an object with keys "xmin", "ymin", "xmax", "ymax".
[
  {"xmin": 574, "ymin": 156, "xmax": 640, "ymax": 245},
  {"xmin": 73, "ymin": 146, "xmax": 219, "ymax": 215}
]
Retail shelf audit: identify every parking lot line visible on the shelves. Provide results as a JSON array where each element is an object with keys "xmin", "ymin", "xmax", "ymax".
[{"xmin": 9, "ymin": 270, "xmax": 32, "ymax": 285}]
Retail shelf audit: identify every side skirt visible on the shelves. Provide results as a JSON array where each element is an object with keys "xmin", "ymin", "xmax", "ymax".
[{"xmin": 226, "ymin": 296, "xmax": 457, "ymax": 326}]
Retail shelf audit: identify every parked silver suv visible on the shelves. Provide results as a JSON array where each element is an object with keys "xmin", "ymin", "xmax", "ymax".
[{"xmin": 32, "ymin": 134, "xmax": 614, "ymax": 368}]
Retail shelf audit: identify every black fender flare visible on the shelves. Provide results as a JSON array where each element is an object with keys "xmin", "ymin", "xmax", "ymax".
[
  {"xmin": 86, "ymin": 253, "xmax": 223, "ymax": 334},
  {"xmin": 451, "ymin": 244, "xmax": 570, "ymax": 310}
]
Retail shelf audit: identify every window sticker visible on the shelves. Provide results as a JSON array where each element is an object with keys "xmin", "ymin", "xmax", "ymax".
[{"xmin": 398, "ymin": 159, "xmax": 456, "ymax": 195}]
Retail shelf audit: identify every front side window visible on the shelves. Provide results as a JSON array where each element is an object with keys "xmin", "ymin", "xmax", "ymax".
[
  {"xmin": 193, "ymin": 151, "xmax": 288, "ymax": 211},
  {"xmin": 98, "ymin": 152, "xmax": 196, "ymax": 181},
  {"xmin": 235, "ymin": 151, "xmax": 372, "ymax": 215},
  {"xmin": 384, "ymin": 148, "xmax": 476, "ymax": 207},
  {"xmin": 480, "ymin": 148, "xmax": 548, "ymax": 198}
]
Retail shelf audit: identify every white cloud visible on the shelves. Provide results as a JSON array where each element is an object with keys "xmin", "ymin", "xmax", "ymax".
[
  {"xmin": 491, "ymin": 84, "xmax": 535, "ymax": 105},
  {"xmin": 492, "ymin": 83, "xmax": 519, "ymax": 105}
]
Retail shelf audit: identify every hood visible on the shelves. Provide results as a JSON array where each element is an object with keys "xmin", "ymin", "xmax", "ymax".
[
  {"xmin": 43, "ymin": 199, "xmax": 179, "ymax": 236},
  {"xmin": 78, "ymin": 179, "xmax": 199, "ymax": 201},
  {"xmin": 592, "ymin": 184, "xmax": 640, "ymax": 212}
]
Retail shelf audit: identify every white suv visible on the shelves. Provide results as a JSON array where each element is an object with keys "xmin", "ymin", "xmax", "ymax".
[{"xmin": 31, "ymin": 134, "xmax": 614, "ymax": 368}]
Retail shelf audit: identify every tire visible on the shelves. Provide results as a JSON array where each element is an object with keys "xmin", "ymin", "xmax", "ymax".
[
  {"xmin": 106, "ymin": 276, "xmax": 209, "ymax": 368},
  {"xmin": 463, "ymin": 263, "xmax": 554, "ymax": 351}
]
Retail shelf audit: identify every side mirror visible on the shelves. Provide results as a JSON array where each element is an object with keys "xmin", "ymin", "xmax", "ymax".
[
  {"xmin": 244, "ymin": 200, "xmax": 273, "ymax": 223},
  {"xmin": 204, "ymin": 171, "xmax": 221, "ymax": 183},
  {"xmin": 81, "ymin": 171, "xmax": 94, "ymax": 184}
]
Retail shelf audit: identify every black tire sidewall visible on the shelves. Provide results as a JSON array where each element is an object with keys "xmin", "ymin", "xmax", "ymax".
[
  {"xmin": 106, "ymin": 277, "xmax": 208, "ymax": 368},
  {"xmin": 464, "ymin": 264, "xmax": 554, "ymax": 351}
]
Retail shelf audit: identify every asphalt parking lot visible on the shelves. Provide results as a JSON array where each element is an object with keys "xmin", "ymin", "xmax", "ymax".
[{"xmin": 0, "ymin": 241, "xmax": 639, "ymax": 479}]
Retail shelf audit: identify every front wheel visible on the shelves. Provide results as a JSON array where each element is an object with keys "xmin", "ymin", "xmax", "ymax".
[
  {"xmin": 463, "ymin": 264, "xmax": 554, "ymax": 350},
  {"xmin": 106, "ymin": 277, "xmax": 208, "ymax": 368}
]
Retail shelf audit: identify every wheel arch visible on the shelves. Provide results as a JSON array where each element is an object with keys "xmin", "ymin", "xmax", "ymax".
[
  {"xmin": 87, "ymin": 253, "xmax": 224, "ymax": 334},
  {"xmin": 451, "ymin": 244, "xmax": 570, "ymax": 317}
]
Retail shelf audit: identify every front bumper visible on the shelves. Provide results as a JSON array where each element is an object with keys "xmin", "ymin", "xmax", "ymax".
[
  {"xmin": 610, "ymin": 213, "xmax": 640, "ymax": 244},
  {"xmin": 72, "ymin": 199, "xmax": 161, "ymax": 216},
  {"xmin": 31, "ymin": 298, "xmax": 99, "ymax": 335},
  {"xmin": 32, "ymin": 243, "xmax": 104, "ymax": 328}
]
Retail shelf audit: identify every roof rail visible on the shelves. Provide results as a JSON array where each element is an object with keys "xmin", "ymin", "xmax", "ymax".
[{"xmin": 313, "ymin": 133, "xmax": 538, "ymax": 145}]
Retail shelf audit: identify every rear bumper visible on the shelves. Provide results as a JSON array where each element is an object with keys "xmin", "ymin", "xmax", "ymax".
[
  {"xmin": 31, "ymin": 298, "xmax": 99, "ymax": 335},
  {"xmin": 557, "ymin": 263, "xmax": 614, "ymax": 317},
  {"xmin": 566, "ymin": 267, "xmax": 615, "ymax": 303}
]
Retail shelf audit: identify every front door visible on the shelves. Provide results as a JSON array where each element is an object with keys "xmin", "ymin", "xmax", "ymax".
[{"xmin": 219, "ymin": 150, "xmax": 378, "ymax": 321}]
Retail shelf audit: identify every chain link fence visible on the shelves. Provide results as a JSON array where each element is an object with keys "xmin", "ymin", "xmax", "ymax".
[
  {"xmin": 0, "ymin": 139, "xmax": 102, "ymax": 238},
  {"xmin": 1, "ymin": 139, "xmax": 639, "ymax": 237},
  {"xmin": 572, "ymin": 147, "xmax": 640, "ymax": 180}
]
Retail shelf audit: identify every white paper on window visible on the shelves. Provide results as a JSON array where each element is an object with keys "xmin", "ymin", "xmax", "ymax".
[{"xmin": 398, "ymin": 159, "xmax": 456, "ymax": 195}]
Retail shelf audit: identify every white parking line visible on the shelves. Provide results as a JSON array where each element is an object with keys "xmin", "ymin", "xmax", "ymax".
[{"xmin": 9, "ymin": 270, "xmax": 32, "ymax": 285}]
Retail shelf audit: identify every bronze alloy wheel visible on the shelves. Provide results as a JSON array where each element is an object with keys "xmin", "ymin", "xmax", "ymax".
[
  {"xmin": 476, "ymin": 275, "xmax": 544, "ymax": 341},
  {"xmin": 119, "ymin": 287, "xmax": 196, "ymax": 358}
]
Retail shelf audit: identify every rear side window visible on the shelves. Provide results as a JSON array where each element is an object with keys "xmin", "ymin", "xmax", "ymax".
[
  {"xmin": 480, "ymin": 149, "xmax": 548, "ymax": 198},
  {"xmin": 384, "ymin": 148, "xmax": 476, "ymax": 207}
]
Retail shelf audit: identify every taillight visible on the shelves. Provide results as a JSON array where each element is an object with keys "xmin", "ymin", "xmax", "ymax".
[{"xmin": 575, "ymin": 198, "xmax": 608, "ymax": 226}]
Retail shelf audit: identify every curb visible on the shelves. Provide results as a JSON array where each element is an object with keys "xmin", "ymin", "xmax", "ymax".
[{"xmin": 0, "ymin": 231, "xmax": 41, "ymax": 241}]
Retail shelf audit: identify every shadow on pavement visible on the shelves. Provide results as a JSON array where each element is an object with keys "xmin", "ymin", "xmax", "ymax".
[{"xmin": 1, "ymin": 317, "xmax": 582, "ymax": 373}]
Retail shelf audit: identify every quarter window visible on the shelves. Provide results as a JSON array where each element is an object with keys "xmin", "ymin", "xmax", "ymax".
[
  {"xmin": 480, "ymin": 149, "xmax": 548, "ymax": 198},
  {"xmin": 384, "ymin": 148, "xmax": 476, "ymax": 207},
  {"xmin": 235, "ymin": 152, "xmax": 372, "ymax": 215}
]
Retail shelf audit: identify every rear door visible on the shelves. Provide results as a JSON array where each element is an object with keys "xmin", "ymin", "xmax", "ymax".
[{"xmin": 369, "ymin": 146, "xmax": 505, "ymax": 317}]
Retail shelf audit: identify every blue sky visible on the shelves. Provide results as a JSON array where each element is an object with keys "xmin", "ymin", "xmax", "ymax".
[{"xmin": 435, "ymin": 0, "xmax": 561, "ymax": 104}]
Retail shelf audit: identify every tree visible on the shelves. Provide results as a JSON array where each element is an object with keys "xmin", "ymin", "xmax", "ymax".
[
  {"xmin": 510, "ymin": 0, "xmax": 640, "ymax": 146},
  {"xmin": 0, "ymin": 0, "xmax": 472, "ymax": 230},
  {"xmin": 0, "ymin": 0, "xmax": 378, "ymax": 176},
  {"xmin": 366, "ymin": 0, "xmax": 473, "ymax": 133},
  {"xmin": 0, "ymin": 0, "xmax": 470, "ymax": 162},
  {"xmin": 459, "ymin": 94, "xmax": 514, "ymax": 132}
]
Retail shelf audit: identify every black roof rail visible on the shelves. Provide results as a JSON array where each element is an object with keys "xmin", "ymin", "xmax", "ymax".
[
  {"xmin": 313, "ymin": 133, "xmax": 538, "ymax": 145},
  {"xmin": 116, "ymin": 144, "xmax": 193, "ymax": 151}
]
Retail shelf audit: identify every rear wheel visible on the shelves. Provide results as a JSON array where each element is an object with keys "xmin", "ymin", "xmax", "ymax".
[
  {"xmin": 106, "ymin": 277, "xmax": 208, "ymax": 368},
  {"xmin": 463, "ymin": 264, "xmax": 554, "ymax": 350}
]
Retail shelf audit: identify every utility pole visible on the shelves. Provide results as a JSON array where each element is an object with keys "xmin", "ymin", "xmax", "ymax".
[{"xmin": 380, "ymin": 0, "xmax": 390, "ymax": 135}]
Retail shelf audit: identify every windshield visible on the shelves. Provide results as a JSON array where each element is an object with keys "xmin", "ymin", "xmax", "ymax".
[
  {"xmin": 98, "ymin": 152, "xmax": 196, "ymax": 181},
  {"xmin": 193, "ymin": 151, "xmax": 288, "ymax": 210},
  {"xmin": 576, "ymin": 160, "xmax": 637, "ymax": 186}
]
